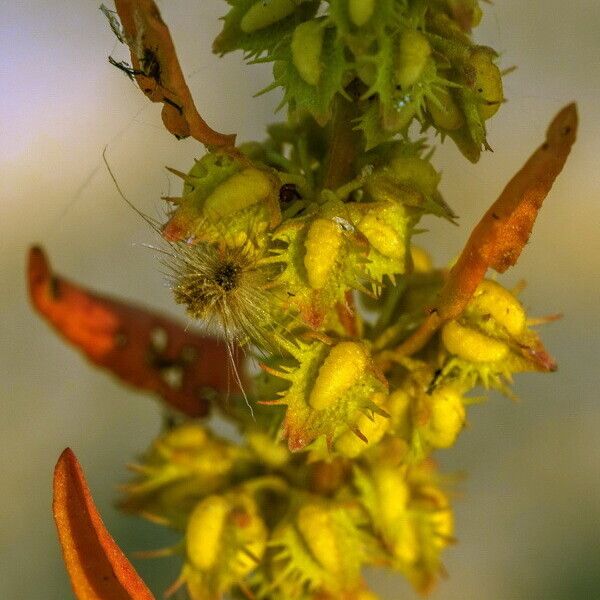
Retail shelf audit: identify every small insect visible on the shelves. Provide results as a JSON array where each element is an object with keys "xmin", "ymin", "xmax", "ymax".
[{"xmin": 108, "ymin": 48, "xmax": 161, "ymax": 84}]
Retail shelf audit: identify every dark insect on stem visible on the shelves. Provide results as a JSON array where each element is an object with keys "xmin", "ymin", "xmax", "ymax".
[
  {"xmin": 140, "ymin": 48, "xmax": 161, "ymax": 84},
  {"xmin": 278, "ymin": 183, "xmax": 302, "ymax": 205},
  {"xmin": 108, "ymin": 48, "xmax": 161, "ymax": 85},
  {"xmin": 108, "ymin": 56, "xmax": 139, "ymax": 80}
]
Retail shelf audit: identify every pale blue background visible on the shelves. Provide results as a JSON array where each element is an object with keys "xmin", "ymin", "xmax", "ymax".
[{"xmin": 2, "ymin": 1, "xmax": 599, "ymax": 598}]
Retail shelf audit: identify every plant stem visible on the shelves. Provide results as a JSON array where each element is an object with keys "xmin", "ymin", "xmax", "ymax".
[{"xmin": 322, "ymin": 95, "xmax": 362, "ymax": 190}]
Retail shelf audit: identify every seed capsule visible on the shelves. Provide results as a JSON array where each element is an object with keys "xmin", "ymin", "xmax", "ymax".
[
  {"xmin": 240, "ymin": 0, "xmax": 297, "ymax": 33},
  {"xmin": 203, "ymin": 168, "xmax": 274, "ymax": 219},
  {"xmin": 348, "ymin": 0, "xmax": 375, "ymax": 27},
  {"xmin": 358, "ymin": 212, "xmax": 405, "ymax": 259},
  {"xmin": 336, "ymin": 392, "xmax": 390, "ymax": 457},
  {"xmin": 303, "ymin": 218, "xmax": 343, "ymax": 289},
  {"xmin": 296, "ymin": 504, "xmax": 340, "ymax": 574},
  {"xmin": 468, "ymin": 47, "xmax": 503, "ymax": 120},
  {"xmin": 309, "ymin": 342, "xmax": 368, "ymax": 410},
  {"xmin": 394, "ymin": 30, "xmax": 431, "ymax": 89},
  {"xmin": 373, "ymin": 466, "xmax": 410, "ymax": 527},
  {"xmin": 442, "ymin": 320, "xmax": 509, "ymax": 363},
  {"xmin": 468, "ymin": 280, "xmax": 525, "ymax": 336},
  {"xmin": 387, "ymin": 155, "xmax": 441, "ymax": 197},
  {"xmin": 186, "ymin": 495, "xmax": 229, "ymax": 571},
  {"xmin": 426, "ymin": 87, "xmax": 465, "ymax": 130},
  {"xmin": 291, "ymin": 20, "xmax": 325, "ymax": 86},
  {"xmin": 421, "ymin": 387, "xmax": 465, "ymax": 448},
  {"xmin": 392, "ymin": 519, "xmax": 419, "ymax": 565}
]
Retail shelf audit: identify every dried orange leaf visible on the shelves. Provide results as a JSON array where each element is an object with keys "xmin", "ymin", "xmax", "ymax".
[
  {"xmin": 398, "ymin": 103, "xmax": 578, "ymax": 355},
  {"xmin": 28, "ymin": 247, "xmax": 243, "ymax": 417},
  {"xmin": 113, "ymin": 0, "xmax": 235, "ymax": 148},
  {"xmin": 53, "ymin": 448, "xmax": 155, "ymax": 600}
]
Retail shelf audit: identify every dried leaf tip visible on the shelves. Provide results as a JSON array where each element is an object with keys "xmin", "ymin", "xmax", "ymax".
[
  {"xmin": 396, "ymin": 103, "xmax": 578, "ymax": 356},
  {"xmin": 112, "ymin": 0, "xmax": 236, "ymax": 148},
  {"xmin": 53, "ymin": 448, "xmax": 155, "ymax": 600}
]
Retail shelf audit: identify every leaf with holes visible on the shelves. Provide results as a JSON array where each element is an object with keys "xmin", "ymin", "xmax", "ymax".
[{"xmin": 28, "ymin": 247, "xmax": 244, "ymax": 417}]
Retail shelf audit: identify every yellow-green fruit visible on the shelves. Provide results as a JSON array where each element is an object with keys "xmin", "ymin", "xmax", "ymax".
[
  {"xmin": 387, "ymin": 155, "xmax": 440, "ymax": 196},
  {"xmin": 421, "ymin": 486, "xmax": 454, "ymax": 549},
  {"xmin": 472, "ymin": 3, "xmax": 483, "ymax": 27},
  {"xmin": 394, "ymin": 30, "xmax": 432, "ymax": 89},
  {"xmin": 296, "ymin": 505, "xmax": 340, "ymax": 574},
  {"xmin": 387, "ymin": 388, "xmax": 411, "ymax": 430},
  {"xmin": 349, "ymin": 0, "xmax": 375, "ymax": 27},
  {"xmin": 160, "ymin": 422, "xmax": 208, "ymax": 450},
  {"xmin": 469, "ymin": 280, "xmax": 526, "ymax": 336},
  {"xmin": 291, "ymin": 20, "xmax": 324, "ymax": 86},
  {"xmin": 392, "ymin": 518, "xmax": 419, "ymax": 564},
  {"xmin": 430, "ymin": 507, "xmax": 454, "ymax": 550},
  {"xmin": 304, "ymin": 218, "xmax": 343, "ymax": 289},
  {"xmin": 421, "ymin": 387, "xmax": 466, "ymax": 448},
  {"xmin": 309, "ymin": 342, "xmax": 368, "ymax": 410},
  {"xmin": 426, "ymin": 87, "xmax": 465, "ymax": 130},
  {"xmin": 410, "ymin": 245, "xmax": 432, "ymax": 273},
  {"xmin": 247, "ymin": 430, "xmax": 289, "ymax": 467},
  {"xmin": 240, "ymin": 0, "xmax": 297, "ymax": 33},
  {"xmin": 336, "ymin": 393, "xmax": 390, "ymax": 457},
  {"xmin": 358, "ymin": 212, "xmax": 405, "ymax": 260},
  {"xmin": 187, "ymin": 495, "xmax": 229, "ymax": 571},
  {"xmin": 469, "ymin": 48, "xmax": 503, "ymax": 120},
  {"xmin": 203, "ymin": 168, "xmax": 274, "ymax": 218},
  {"xmin": 373, "ymin": 466, "xmax": 410, "ymax": 527},
  {"xmin": 442, "ymin": 320, "xmax": 509, "ymax": 363}
]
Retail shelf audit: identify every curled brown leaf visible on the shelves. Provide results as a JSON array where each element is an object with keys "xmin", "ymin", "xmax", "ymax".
[{"xmin": 113, "ymin": 0, "xmax": 235, "ymax": 147}]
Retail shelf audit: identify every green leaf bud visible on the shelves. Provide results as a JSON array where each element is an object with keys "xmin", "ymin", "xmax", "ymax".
[
  {"xmin": 292, "ymin": 20, "xmax": 325, "ymax": 86},
  {"xmin": 394, "ymin": 30, "xmax": 432, "ymax": 90},
  {"xmin": 240, "ymin": 0, "xmax": 298, "ymax": 33},
  {"xmin": 426, "ymin": 87, "xmax": 465, "ymax": 130},
  {"xmin": 348, "ymin": 0, "xmax": 375, "ymax": 27},
  {"xmin": 468, "ymin": 47, "xmax": 503, "ymax": 120}
]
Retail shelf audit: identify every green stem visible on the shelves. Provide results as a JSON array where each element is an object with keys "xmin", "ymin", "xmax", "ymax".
[{"xmin": 321, "ymin": 95, "xmax": 363, "ymax": 190}]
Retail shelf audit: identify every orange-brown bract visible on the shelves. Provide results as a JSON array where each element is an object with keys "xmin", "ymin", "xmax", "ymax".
[
  {"xmin": 113, "ymin": 0, "xmax": 235, "ymax": 148},
  {"xmin": 397, "ymin": 103, "xmax": 578, "ymax": 356},
  {"xmin": 53, "ymin": 448, "xmax": 155, "ymax": 600},
  {"xmin": 28, "ymin": 247, "xmax": 243, "ymax": 417}
]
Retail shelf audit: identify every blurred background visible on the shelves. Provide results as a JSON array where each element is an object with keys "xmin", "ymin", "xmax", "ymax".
[{"xmin": 2, "ymin": 1, "xmax": 599, "ymax": 598}]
